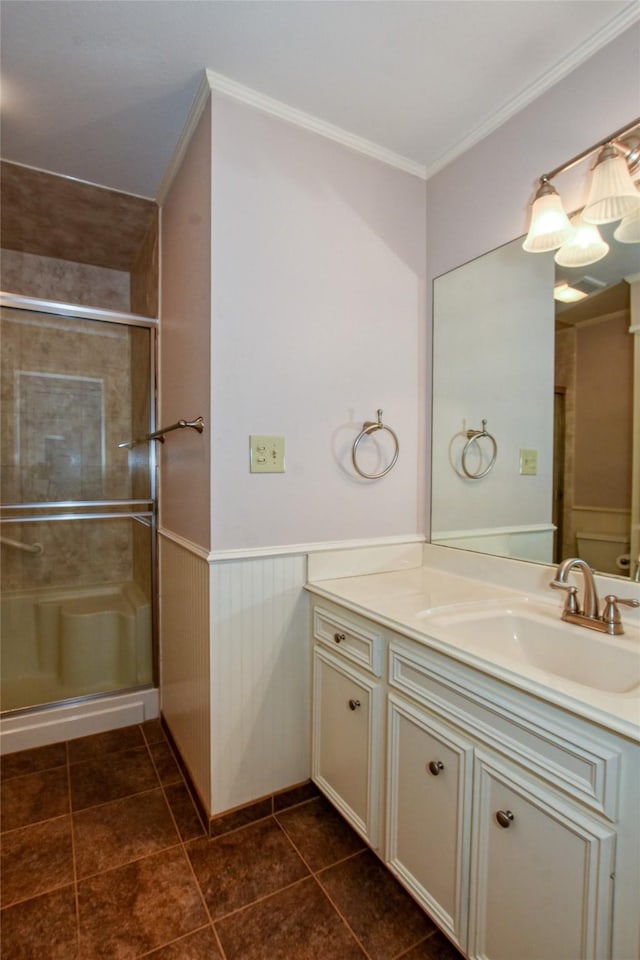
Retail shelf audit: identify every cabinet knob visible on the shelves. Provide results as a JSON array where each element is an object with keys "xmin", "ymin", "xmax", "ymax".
[
  {"xmin": 348, "ymin": 699, "xmax": 361, "ymax": 711},
  {"xmin": 334, "ymin": 632, "xmax": 346, "ymax": 644},
  {"xmin": 496, "ymin": 809, "xmax": 515, "ymax": 828},
  {"xmin": 427, "ymin": 761, "xmax": 444, "ymax": 776}
]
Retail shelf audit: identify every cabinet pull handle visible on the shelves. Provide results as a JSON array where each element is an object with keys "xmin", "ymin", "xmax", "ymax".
[
  {"xmin": 334, "ymin": 632, "xmax": 346, "ymax": 644},
  {"xmin": 348, "ymin": 699, "xmax": 361, "ymax": 710},
  {"xmin": 428, "ymin": 761, "xmax": 444, "ymax": 776},
  {"xmin": 496, "ymin": 809, "xmax": 515, "ymax": 828}
]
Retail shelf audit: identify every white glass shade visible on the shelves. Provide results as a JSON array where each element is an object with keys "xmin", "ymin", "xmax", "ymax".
[
  {"xmin": 522, "ymin": 184, "xmax": 573, "ymax": 253},
  {"xmin": 553, "ymin": 282, "xmax": 589, "ymax": 304},
  {"xmin": 554, "ymin": 213, "xmax": 609, "ymax": 267},
  {"xmin": 583, "ymin": 147, "xmax": 640, "ymax": 224},
  {"xmin": 613, "ymin": 205, "xmax": 640, "ymax": 243}
]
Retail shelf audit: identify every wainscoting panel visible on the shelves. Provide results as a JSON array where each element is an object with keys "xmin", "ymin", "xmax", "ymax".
[
  {"xmin": 159, "ymin": 533, "xmax": 211, "ymax": 812},
  {"xmin": 210, "ymin": 553, "xmax": 310, "ymax": 814},
  {"xmin": 432, "ymin": 524, "xmax": 555, "ymax": 564}
]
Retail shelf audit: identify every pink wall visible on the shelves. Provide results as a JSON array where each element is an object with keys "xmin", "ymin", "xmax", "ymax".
[
  {"xmin": 209, "ymin": 93, "xmax": 427, "ymax": 550},
  {"xmin": 160, "ymin": 22, "xmax": 637, "ymax": 551},
  {"xmin": 425, "ymin": 23, "xmax": 640, "ymax": 531},
  {"xmin": 160, "ymin": 101, "xmax": 212, "ymax": 548}
]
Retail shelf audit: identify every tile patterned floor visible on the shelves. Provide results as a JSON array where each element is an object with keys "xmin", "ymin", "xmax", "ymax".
[{"xmin": 0, "ymin": 722, "xmax": 465, "ymax": 960}]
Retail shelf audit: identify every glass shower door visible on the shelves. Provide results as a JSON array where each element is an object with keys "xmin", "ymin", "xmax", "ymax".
[{"xmin": 0, "ymin": 304, "xmax": 156, "ymax": 713}]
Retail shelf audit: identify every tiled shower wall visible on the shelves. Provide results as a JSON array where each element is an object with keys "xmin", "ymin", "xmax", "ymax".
[
  {"xmin": 0, "ymin": 307, "xmax": 148, "ymax": 593},
  {"xmin": 1, "ymin": 250, "xmax": 130, "ymax": 312},
  {"xmin": 0, "ymin": 160, "xmax": 159, "ymax": 319}
]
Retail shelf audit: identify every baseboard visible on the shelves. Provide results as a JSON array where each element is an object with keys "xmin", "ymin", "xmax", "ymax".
[{"xmin": 161, "ymin": 714, "xmax": 320, "ymax": 837}]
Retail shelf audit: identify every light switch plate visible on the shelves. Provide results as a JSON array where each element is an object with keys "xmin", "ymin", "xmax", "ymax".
[
  {"xmin": 519, "ymin": 448, "xmax": 538, "ymax": 476},
  {"xmin": 250, "ymin": 435, "xmax": 285, "ymax": 473}
]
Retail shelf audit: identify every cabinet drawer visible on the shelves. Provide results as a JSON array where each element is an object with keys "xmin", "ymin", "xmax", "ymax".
[
  {"xmin": 313, "ymin": 604, "xmax": 383, "ymax": 676},
  {"xmin": 389, "ymin": 642, "xmax": 620, "ymax": 820}
]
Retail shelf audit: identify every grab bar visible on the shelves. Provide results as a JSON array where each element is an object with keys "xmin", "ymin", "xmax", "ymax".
[
  {"xmin": 0, "ymin": 535, "xmax": 44, "ymax": 555},
  {"xmin": 118, "ymin": 416, "xmax": 204, "ymax": 449}
]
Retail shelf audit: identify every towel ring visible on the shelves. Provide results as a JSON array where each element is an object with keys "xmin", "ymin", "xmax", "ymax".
[
  {"xmin": 352, "ymin": 409, "xmax": 399, "ymax": 479},
  {"xmin": 461, "ymin": 419, "xmax": 497, "ymax": 480}
]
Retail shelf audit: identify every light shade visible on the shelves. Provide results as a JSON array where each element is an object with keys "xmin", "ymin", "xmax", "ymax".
[
  {"xmin": 553, "ymin": 282, "xmax": 589, "ymax": 304},
  {"xmin": 613, "ymin": 205, "xmax": 640, "ymax": 243},
  {"xmin": 522, "ymin": 179, "xmax": 573, "ymax": 253},
  {"xmin": 583, "ymin": 144, "xmax": 640, "ymax": 224},
  {"xmin": 554, "ymin": 213, "xmax": 609, "ymax": 267}
]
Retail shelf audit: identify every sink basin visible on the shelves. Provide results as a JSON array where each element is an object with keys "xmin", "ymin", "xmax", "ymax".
[{"xmin": 421, "ymin": 604, "xmax": 640, "ymax": 694}]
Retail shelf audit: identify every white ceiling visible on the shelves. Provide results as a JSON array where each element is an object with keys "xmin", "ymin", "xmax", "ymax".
[{"xmin": 1, "ymin": 0, "xmax": 638, "ymax": 199}]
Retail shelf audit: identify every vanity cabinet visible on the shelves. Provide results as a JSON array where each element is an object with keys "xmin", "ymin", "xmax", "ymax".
[
  {"xmin": 469, "ymin": 755, "xmax": 615, "ymax": 960},
  {"xmin": 387, "ymin": 704, "xmax": 615, "ymax": 959},
  {"xmin": 309, "ymin": 597, "xmax": 639, "ymax": 960},
  {"xmin": 388, "ymin": 639, "xmax": 618, "ymax": 960},
  {"xmin": 386, "ymin": 693, "xmax": 473, "ymax": 950},
  {"xmin": 311, "ymin": 605, "xmax": 384, "ymax": 848}
]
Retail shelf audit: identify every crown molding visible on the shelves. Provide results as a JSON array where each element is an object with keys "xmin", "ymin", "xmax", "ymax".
[
  {"xmin": 157, "ymin": 4, "xmax": 639, "ymax": 199},
  {"xmin": 424, "ymin": 3, "xmax": 640, "ymax": 179},
  {"xmin": 203, "ymin": 69, "xmax": 427, "ymax": 179},
  {"xmin": 157, "ymin": 67, "xmax": 427, "ymax": 202},
  {"xmin": 156, "ymin": 71, "xmax": 214, "ymax": 204}
]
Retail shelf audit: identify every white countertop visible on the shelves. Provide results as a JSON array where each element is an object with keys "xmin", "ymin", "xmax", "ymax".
[{"xmin": 306, "ymin": 563, "xmax": 640, "ymax": 743}]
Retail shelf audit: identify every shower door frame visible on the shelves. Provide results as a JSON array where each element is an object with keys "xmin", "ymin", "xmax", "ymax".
[{"xmin": 0, "ymin": 291, "xmax": 160, "ymax": 707}]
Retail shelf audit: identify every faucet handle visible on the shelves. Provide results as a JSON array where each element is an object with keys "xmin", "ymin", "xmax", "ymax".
[
  {"xmin": 601, "ymin": 594, "xmax": 640, "ymax": 635},
  {"xmin": 549, "ymin": 581, "xmax": 580, "ymax": 614}
]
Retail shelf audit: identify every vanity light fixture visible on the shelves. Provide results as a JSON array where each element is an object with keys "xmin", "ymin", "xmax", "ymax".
[
  {"xmin": 554, "ymin": 212, "xmax": 609, "ymax": 268},
  {"xmin": 553, "ymin": 282, "xmax": 589, "ymax": 304},
  {"xmin": 614, "ymin": 203, "xmax": 640, "ymax": 244},
  {"xmin": 523, "ymin": 118, "xmax": 640, "ymax": 256},
  {"xmin": 583, "ymin": 142, "xmax": 640, "ymax": 224},
  {"xmin": 522, "ymin": 178, "xmax": 573, "ymax": 253}
]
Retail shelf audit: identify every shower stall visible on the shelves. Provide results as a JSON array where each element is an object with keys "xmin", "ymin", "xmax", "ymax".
[{"xmin": 0, "ymin": 299, "xmax": 158, "ymax": 748}]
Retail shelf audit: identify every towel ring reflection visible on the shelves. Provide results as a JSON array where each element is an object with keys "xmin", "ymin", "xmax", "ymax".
[
  {"xmin": 352, "ymin": 409, "xmax": 399, "ymax": 479},
  {"xmin": 461, "ymin": 419, "xmax": 497, "ymax": 479}
]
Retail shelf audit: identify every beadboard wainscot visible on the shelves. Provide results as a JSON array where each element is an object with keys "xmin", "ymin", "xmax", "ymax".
[
  {"xmin": 209, "ymin": 552, "xmax": 309, "ymax": 814},
  {"xmin": 159, "ymin": 530, "xmax": 212, "ymax": 813}
]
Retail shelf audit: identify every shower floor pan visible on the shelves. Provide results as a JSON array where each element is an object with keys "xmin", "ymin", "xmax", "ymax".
[{"xmin": 1, "ymin": 582, "xmax": 152, "ymax": 712}]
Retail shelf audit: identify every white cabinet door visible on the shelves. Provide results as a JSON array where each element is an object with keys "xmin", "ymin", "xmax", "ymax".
[
  {"xmin": 386, "ymin": 694, "xmax": 473, "ymax": 951},
  {"xmin": 312, "ymin": 647, "xmax": 382, "ymax": 847},
  {"xmin": 469, "ymin": 755, "xmax": 615, "ymax": 960}
]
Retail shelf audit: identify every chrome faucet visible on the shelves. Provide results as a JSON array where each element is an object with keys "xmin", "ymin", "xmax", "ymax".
[{"xmin": 550, "ymin": 557, "xmax": 640, "ymax": 635}]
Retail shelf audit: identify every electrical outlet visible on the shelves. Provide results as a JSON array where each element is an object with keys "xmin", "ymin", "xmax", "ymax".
[
  {"xmin": 250, "ymin": 435, "xmax": 285, "ymax": 473},
  {"xmin": 519, "ymin": 448, "xmax": 538, "ymax": 476}
]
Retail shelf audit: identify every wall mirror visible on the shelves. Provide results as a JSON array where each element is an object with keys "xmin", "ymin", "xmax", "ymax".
[{"xmin": 431, "ymin": 214, "xmax": 639, "ymax": 582}]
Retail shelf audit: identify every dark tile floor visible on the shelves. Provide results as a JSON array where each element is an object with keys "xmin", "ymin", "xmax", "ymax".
[{"xmin": 0, "ymin": 721, "xmax": 465, "ymax": 960}]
